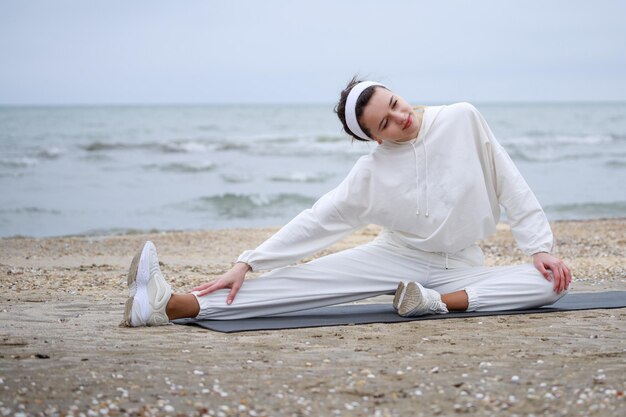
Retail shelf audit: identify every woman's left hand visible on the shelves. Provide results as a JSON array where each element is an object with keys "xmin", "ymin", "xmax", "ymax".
[{"xmin": 532, "ymin": 252, "xmax": 572, "ymax": 294}]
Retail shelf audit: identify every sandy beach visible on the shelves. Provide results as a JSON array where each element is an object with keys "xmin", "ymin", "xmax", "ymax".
[{"xmin": 0, "ymin": 218, "xmax": 624, "ymax": 416}]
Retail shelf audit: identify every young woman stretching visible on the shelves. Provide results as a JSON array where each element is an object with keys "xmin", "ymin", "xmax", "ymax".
[{"xmin": 121, "ymin": 77, "xmax": 572, "ymax": 327}]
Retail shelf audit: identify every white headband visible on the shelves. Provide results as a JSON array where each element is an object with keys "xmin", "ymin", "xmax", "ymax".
[{"xmin": 345, "ymin": 81, "xmax": 386, "ymax": 140}]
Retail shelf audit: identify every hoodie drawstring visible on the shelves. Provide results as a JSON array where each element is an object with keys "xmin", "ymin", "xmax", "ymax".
[
  {"xmin": 412, "ymin": 143, "xmax": 420, "ymax": 215},
  {"xmin": 412, "ymin": 138, "xmax": 430, "ymax": 217},
  {"xmin": 411, "ymin": 108, "xmax": 442, "ymax": 218},
  {"xmin": 423, "ymin": 136, "xmax": 430, "ymax": 217},
  {"xmin": 407, "ymin": 107, "xmax": 448, "ymax": 269}
]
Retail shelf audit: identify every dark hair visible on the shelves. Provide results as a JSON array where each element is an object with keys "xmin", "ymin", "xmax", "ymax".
[{"xmin": 333, "ymin": 75, "xmax": 388, "ymax": 142}]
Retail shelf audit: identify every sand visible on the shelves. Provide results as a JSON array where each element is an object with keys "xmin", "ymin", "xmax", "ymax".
[{"xmin": 0, "ymin": 218, "xmax": 625, "ymax": 416}]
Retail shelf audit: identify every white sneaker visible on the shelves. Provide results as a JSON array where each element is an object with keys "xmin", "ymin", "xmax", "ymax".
[
  {"xmin": 120, "ymin": 241, "xmax": 173, "ymax": 327},
  {"xmin": 395, "ymin": 281, "xmax": 449, "ymax": 317}
]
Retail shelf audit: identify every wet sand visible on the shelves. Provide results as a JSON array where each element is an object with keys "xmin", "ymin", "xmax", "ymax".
[{"xmin": 1, "ymin": 218, "xmax": 625, "ymax": 416}]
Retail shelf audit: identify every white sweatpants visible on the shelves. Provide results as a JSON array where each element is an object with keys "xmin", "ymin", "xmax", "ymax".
[{"xmin": 191, "ymin": 235, "xmax": 568, "ymax": 320}]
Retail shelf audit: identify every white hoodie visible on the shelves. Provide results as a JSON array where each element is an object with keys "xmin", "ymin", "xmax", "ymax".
[{"xmin": 238, "ymin": 102, "xmax": 553, "ymax": 272}]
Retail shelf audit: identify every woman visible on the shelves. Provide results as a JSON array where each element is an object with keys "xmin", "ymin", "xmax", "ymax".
[{"xmin": 121, "ymin": 77, "xmax": 572, "ymax": 327}]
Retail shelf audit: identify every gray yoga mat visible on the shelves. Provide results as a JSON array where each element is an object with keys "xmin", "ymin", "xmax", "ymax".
[{"xmin": 172, "ymin": 291, "xmax": 626, "ymax": 333}]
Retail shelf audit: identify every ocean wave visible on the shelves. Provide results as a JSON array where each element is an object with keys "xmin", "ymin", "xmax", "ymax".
[
  {"xmin": 240, "ymin": 133, "xmax": 346, "ymax": 145},
  {"xmin": 81, "ymin": 139, "xmax": 214, "ymax": 154},
  {"xmin": 0, "ymin": 148, "xmax": 63, "ymax": 168},
  {"xmin": 253, "ymin": 141, "xmax": 367, "ymax": 158},
  {"xmin": 215, "ymin": 143, "xmax": 250, "ymax": 151},
  {"xmin": 196, "ymin": 124, "xmax": 220, "ymax": 132},
  {"xmin": 605, "ymin": 159, "xmax": 626, "ymax": 168},
  {"xmin": 160, "ymin": 141, "xmax": 212, "ymax": 153},
  {"xmin": 36, "ymin": 146, "xmax": 64, "ymax": 159},
  {"xmin": 262, "ymin": 136, "xmax": 301, "ymax": 144},
  {"xmin": 143, "ymin": 160, "xmax": 217, "ymax": 173},
  {"xmin": 543, "ymin": 201, "xmax": 626, "ymax": 219},
  {"xmin": 0, "ymin": 172, "xmax": 25, "ymax": 178},
  {"xmin": 81, "ymin": 141, "xmax": 149, "ymax": 152},
  {"xmin": 179, "ymin": 193, "xmax": 316, "ymax": 218},
  {"xmin": 315, "ymin": 134, "xmax": 344, "ymax": 143},
  {"xmin": 80, "ymin": 153, "xmax": 115, "ymax": 162},
  {"xmin": 506, "ymin": 148, "xmax": 611, "ymax": 163},
  {"xmin": 220, "ymin": 173, "xmax": 253, "ymax": 183},
  {"xmin": 78, "ymin": 135, "xmax": 361, "ymax": 158},
  {"xmin": 0, "ymin": 206, "xmax": 62, "ymax": 215},
  {"xmin": 269, "ymin": 172, "xmax": 332, "ymax": 183},
  {"xmin": 0, "ymin": 157, "xmax": 39, "ymax": 168},
  {"xmin": 503, "ymin": 134, "xmax": 619, "ymax": 147}
]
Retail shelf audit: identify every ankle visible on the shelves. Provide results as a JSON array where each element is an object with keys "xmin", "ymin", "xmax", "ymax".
[
  {"xmin": 165, "ymin": 294, "xmax": 176, "ymax": 319},
  {"xmin": 441, "ymin": 290, "xmax": 469, "ymax": 311},
  {"xmin": 166, "ymin": 293, "xmax": 200, "ymax": 320}
]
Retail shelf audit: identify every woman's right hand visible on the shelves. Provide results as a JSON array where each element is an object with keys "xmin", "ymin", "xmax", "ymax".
[{"xmin": 190, "ymin": 262, "xmax": 251, "ymax": 305}]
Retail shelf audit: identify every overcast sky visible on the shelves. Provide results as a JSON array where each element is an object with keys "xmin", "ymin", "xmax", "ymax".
[{"xmin": 1, "ymin": 0, "xmax": 625, "ymax": 105}]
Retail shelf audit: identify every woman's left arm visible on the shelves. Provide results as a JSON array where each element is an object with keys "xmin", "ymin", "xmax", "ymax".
[
  {"xmin": 469, "ymin": 104, "xmax": 571, "ymax": 292},
  {"xmin": 492, "ymin": 144, "xmax": 572, "ymax": 293}
]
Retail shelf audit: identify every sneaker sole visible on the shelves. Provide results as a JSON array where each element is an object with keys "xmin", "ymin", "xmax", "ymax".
[
  {"xmin": 393, "ymin": 281, "xmax": 405, "ymax": 311},
  {"xmin": 398, "ymin": 282, "xmax": 426, "ymax": 317},
  {"xmin": 119, "ymin": 242, "xmax": 147, "ymax": 327}
]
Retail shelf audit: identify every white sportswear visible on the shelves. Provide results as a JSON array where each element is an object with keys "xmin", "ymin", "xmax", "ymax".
[
  {"xmin": 237, "ymin": 102, "xmax": 553, "ymax": 272},
  {"xmin": 186, "ymin": 102, "xmax": 566, "ymax": 321}
]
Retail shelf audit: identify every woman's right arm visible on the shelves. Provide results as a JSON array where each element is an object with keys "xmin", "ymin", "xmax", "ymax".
[
  {"xmin": 191, "ymin": 160, "xmax": 370, "ymax": 303},
  {"xmin": 236, "ymin": 187, "xmax": 364, "ymax": 272}
]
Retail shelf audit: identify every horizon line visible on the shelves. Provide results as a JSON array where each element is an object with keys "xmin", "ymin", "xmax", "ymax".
[{"xmin": 1, "ymin": 99, "xmax": 626, "ymax": 108}]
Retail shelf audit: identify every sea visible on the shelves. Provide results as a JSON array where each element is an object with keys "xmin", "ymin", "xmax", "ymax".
[{"xmin": 1, "ymin": 102, "xmax": 625, "ymax": 238}]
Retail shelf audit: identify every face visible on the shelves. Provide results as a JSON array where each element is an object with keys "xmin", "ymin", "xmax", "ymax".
[{"xmin": 359, "ymin": 87, "xmax": 420, "ymax": 143}]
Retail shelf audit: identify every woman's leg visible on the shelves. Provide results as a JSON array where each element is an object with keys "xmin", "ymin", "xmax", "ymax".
[
  {"xmin": 427, "ymin": 263, "xmax": 568, "ymax": 312},
  {"xmin": 165, "ymin": 283, "xmax": 472, "ymax": 319},
  {"xmin": 165, "ymin": 243, "xmax": 566, "ymax": 319},
  {"xmin": 184, "ymin": 240, "xmax": 432, "ymax": 321},
  {"xmin": 394, "ymin": 245, "xmax": 567, "ymax": 315}
]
